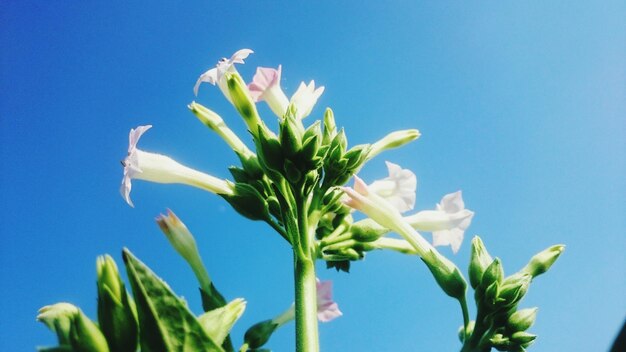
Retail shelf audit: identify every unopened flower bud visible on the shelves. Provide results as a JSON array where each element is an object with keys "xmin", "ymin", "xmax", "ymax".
[
  {"xmin": 510, "ymin": 331, "xmax": 537, "ymax": 345},
  {"xmin": 350, "ymin": 219, "xmax": 388, "ymax": 242},
  {"xmin": 468, "ymin": 236, "xmax": 494, "ymax": 289},
  {"xmin": 498, "ymin": 274, "xmax": 532, "ymax": 309},
  {"xmin": 243, "ymin": 319, "xmax": 279, "ymax": 350},
  {"xmin": 96, "ymin": 255, "xmax": 138, "ymax": 352},
  {"xmin": 323, "ymin": 108, "xmax": 337, "ymax": 144},
  {"xmin": 480, "ymin": 258, "xmax": 504, "ymax": 289},
  {"xmin": 422, "ymin": 249, "xmax": 467, "ymax": 300},
  {"xmin": 367, "ymin": 129, "xmax": 421, "ymax": 160},
  {"xmin": 489, "ymin": 333, "xmax": 510, "ymax": 349},
  {"xmin": 70, "ymin": 309, "xmax": 110, "ymax": 352},
  {"xmin": 522, "ymin": 244, "xmax": 565, "ymax": 278},
  {"xmin": 507, "ymin": 307, "xmax": 538, "ymax": 332},
  {"xmin": 225, "ymin": 72, "xmax": 263, "ymax": 137}
]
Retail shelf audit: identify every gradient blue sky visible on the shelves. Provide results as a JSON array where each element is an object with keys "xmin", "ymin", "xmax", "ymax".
[{"xmin": 1, "ymin": 1, "xmax": 624, "ymax": 351}]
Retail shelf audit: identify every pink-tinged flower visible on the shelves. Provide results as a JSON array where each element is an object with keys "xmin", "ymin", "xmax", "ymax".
[
  {"xmin": 194, "ymin": 49, "xmax": 254, "ymax": 100},
  {"xmin": 120, "ymin": 125, "xmax": 234, "ymax": 207},
  {"xmin": 404, "ymin": 191, "xmax": 474, "ymax": 254},
  {"xmin": 368, "ymin": 161, "xmax": 417, "ymax": 213},
  {"xmin": 247, "ymin": 65, "xmax": 290, "ymax": 118},
  {"xmin": 342, "ymin": 176, "xmax": 433, "ymax": 256},
  {"xmin": 290, "ymin": 80, "xmax": 324, "ymax": 119},
  {"xmin": 316, "ymin": 279, "xmax": 342, "ymax": 322}
]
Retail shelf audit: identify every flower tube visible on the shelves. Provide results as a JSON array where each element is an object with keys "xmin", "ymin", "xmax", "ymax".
[
  {"xmin": 120, "ymin": 125, "xmax": 234, "ymax": 207},
  {"xmin": 248, "ymin": 65, "xmax": 290, "ymax": 118}
]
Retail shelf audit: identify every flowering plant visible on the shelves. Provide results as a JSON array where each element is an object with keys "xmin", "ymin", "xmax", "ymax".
[{"xmin": 37, "ymin": 49, "xmax": 563, "ymax": 352}]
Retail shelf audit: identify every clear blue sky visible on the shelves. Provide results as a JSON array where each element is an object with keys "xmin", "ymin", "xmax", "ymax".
[{"xmin": 1, "ymin": 1, "xmax": 624, "ymax": 351}]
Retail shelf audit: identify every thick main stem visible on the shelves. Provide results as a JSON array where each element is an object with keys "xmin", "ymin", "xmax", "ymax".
[{"xmin": 294, "ymin": 256, "xmax": 319, "ymax": 352}]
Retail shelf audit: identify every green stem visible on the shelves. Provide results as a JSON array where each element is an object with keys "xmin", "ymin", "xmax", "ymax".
[
  {"xmin": 459, "ymin": 296, "xmax": 470, "ymax": 340},
  {"xmin": 294, "ymin": 256, "xmax": 319, "ymax": 352}
]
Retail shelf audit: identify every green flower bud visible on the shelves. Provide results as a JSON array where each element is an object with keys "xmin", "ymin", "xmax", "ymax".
[
  {"xmin": 350, "ymin": 219, "xmax": 388, "ymax": 242},
  {"xmin": 367, "ymin": 129, "xmax": 421, "ymax": 160},
  {"xmin": 225, "ymin": 72, "xmax": 262, "ymax": 137},
  {"xmin": 498, "ymin": 274, "xmax": 532, "ymax": 309},
  {"xmin": 70, "ymin": 309, "xmax": 110, "ymax": 352},
  {"xmin": 279, "ymin": 115, "xmax": 303, "ymax": 157},
  {"xmin": 243, "ymin": 319, "xmax": 279, "ymax": 350},
  {"xmin": 507, "ymin": 307, "xmax": 538, "ymax": 332},
  {"xmin": 510, "ymin": 331, "xmax": 537, "ymax": 345},
  {"xmin": 489, "ymin": 333, "xmax": 510, "ymax": 350},
  {"xmin": 224, "ymin": 183, "xmax": 270, "ymax": 221},
  {"xmin": 468, "ymin": 236, "xmax": 494, "ymax": 289},
  {"xmin": 323, "ymin": 108, "xmax": 337, "ymax": 144},
  {"xmin": 481, "ymin": 258, "xmax": 504, "ymax": 289},
  {"xmin": 422, "ymin": 250, "xmax": 467, "ymax": 300},
  {"xmin": 96, "ymin": 255, "xmax": 138, "ymax": 352},
  {"xmin": 522, "ymin": 244, "xmax": 565, "ymax": 278}
]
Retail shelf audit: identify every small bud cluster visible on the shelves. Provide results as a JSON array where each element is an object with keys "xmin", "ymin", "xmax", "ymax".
[{"xmin": 460, "ymin": 237, "xmax": 564, "ymax": 351}]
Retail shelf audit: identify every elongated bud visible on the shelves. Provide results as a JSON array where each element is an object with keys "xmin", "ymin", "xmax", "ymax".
[
  {"xmin": 422, "ymin": 249, "xmax": 467, "ymax": 300},
  {"xmin": 70, "ymin": 309, "xmax": 110, "ymax": 352},
  {"xmin": 188, "ymin": 102, "xmax": 254, "ymax": 159},
  {"xmin": 222, "ymin": 183, "xmax": 270, "ymax": 221},
  {"xmin": 367, "ymin": 129, "xmax": 421, "ymax": 160},
  {"xmin": 96, "ymin": 255, "xmax": 138, "ymax": 352},
  {"xmin": 468, "ymin": 236, "xmax": 494, "ymax": 289},
  {"xmin": 225, "ymin": 72, "xmax": 262, "ymax": 138},
  {"xmin": 522, "ymin": 244, "xmax": 565, "ymax": 278},
  {"xmin": 243, "ymin": 319, "xmax": 279, "ymax": 350},
  {"xmin": 156, "ymin": 210, "xmax": 226, "ymax": 310},
  {"xmin": 323, "ymin": 108, "xmax": 337, "ymax": 144},
  {"xmin": 279, "ymin": 115, "xmax": 303, "ymax": 157},
  {"xmin": 507, "ymin": 307, "xmax": 538, "ymax": 332}
]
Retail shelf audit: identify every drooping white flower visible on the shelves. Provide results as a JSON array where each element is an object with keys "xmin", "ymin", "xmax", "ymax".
[
  {"xmin": 120, "ymin": 125, "xmax": 234, "ymax": 207},
  {"xmin": 290, "ymin": 80, "xmax": 324, "ymax": 119},
  {"xmin": 404, "ymin": 191, "xmax": 474, "ymax": 254},
  {"xmin": 194, "ymin": 49, "xmax": 254, "ymax": 101},
  {"xmin": 247, "ymin": 65, "xmax": 289, "ymax": 118},
  {"xmin": 368, "ymin": 161, "xmax": 417, "ymax": 213}
]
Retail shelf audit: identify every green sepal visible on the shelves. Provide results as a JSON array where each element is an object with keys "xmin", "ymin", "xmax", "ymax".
[
  {"xmin": 200, "ymin": 284, "xmax": 228, "ymax": 312},
  {"xmin": 69, "ymin": 310, "xmax": 110, "ymax": 352},
  {"xmin": 283, "ymin": 159, "xmax": 302, "ymax": 184},
  {"xmin": 243, "ymin": 320, "xmax": 278, "ymax": 349},
  {"xmin": 279, "ymin": 116, "xmax": 303, "ymax": 157},
  {"xmin": 322, "ymin": 108, "xmax": 337, "ymax": 145},
  {"xmin": 421, "ymin": 250, "xmax": 467, "ymax": 300},
  {"xmin": 198, "ymin": 298, "xmax": 246, "ymax": 346},
  {"xmin": 122, "ymin": 248, "xmax": 224, "ymax": 352},
  {"xmin": 222, "ymin": 183, "xmax": 270, "ymax": 221},
  {"xmin": 326, "ymin": 260, "xmax": 350, "ymax": 273}
]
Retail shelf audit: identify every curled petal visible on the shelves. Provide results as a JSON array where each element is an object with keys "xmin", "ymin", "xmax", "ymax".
[
  {"xmin": 194, "ymin": 49, "xmax": 254, "ymax": 96},
  {"xmin": 368, "ymin": 161, "xmax": 417, "ymax": 213},
  {"xmin": 290, "ymin": 80, "xmax": 324, "ymax": 119}
]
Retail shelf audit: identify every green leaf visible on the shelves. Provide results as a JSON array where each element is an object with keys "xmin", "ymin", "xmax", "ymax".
[
  {"xmin": 122, "ymin": 249, "xmax": 224, "ymax": 352},
  {"xmin": 198, "ymin": 298, "xmax": 246, "ymax": 345}
]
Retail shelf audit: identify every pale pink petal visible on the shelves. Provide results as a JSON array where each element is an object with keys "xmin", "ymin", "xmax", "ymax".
[
  {"xmin": 248, "ymin": 65, "xmax": 282, "ymax": 102},
  {"xmin": 229, "ymin": 48, "xmax": 254, "ymax": 64},
  {"xmin": 316, "ymin": 279, "xmax": 342, "ymax": 322},
  {"xmin": 194, "ymin": 49, "xmax": 254, "ymax": 96},
  {"xmin": 194, "ymin": 68, "xmax": 218, "ymax": 96},
  {"xmin": 368, "ymin": 161, "xmax": 417, "ymax": 213},
  {"xmin": 437, "ymin": 191, "xmax": 464, "ymax": 213}
]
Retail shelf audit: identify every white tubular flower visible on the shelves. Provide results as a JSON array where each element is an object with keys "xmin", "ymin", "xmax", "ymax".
[
  {"xmin": 404, "ymin": 191, "xmax": 474, "ymax": 254},
  {"xmin": 248, "ymin": 65, "xmax": 289, "ymax": 118},
  {"xmin": 120, "ymin": 125, "xmax": 234, "ymax": 207},
  {"xmin": 194, "ymin": 49, "xmax": 254, "ymax": 102},
  {"xmin": 290, "ymin": 80, "xmax": 324, "ymax": 119},
  {"xmin": 368, "ymin": 161, "xmax": 417, "ymax": 213}
]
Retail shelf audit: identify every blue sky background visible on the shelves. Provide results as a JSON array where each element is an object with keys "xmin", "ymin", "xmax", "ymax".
[{"xmin": 1, "ymin": 1, "xmax": 624, "ymax": 351}]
